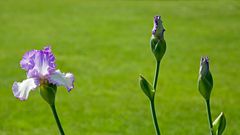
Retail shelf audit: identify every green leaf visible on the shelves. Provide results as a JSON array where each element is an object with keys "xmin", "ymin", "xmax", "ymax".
[
  {"xmin": 213, "ymin": 112, "xmax": 226, "ymax": 135},
  {"xmin": 139, "ymin": 75, "xmax": 155, "ymax": 100}
]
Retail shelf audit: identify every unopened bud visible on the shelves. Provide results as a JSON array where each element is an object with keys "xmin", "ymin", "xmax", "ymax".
[
  {"xmin": 150, "ymin": 16, "xmax": 166, "ymax": 62},
  {"xmin": 198, "ymin": 57, "xmax": 213, "ymax": 100}
]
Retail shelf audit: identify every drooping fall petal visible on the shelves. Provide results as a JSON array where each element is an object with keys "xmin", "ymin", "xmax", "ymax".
[
  {"xmin": 49, "ymin": 69, "xmax": 74, "ymax": 92},
  {"xmin": 12, "ymin": 78, "xmax": 39, "ymax": 100}
]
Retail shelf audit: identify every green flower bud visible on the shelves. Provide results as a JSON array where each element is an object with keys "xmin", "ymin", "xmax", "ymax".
[
  {"xmin": 213, "ymin": 112, "xmax": 226, "ymax": 135},
  {"xmin": 150, "ymin": 36, "xmax": 166, "ymax": 62},
  {"xmin": 139, "ymin": 75, "xmax": 155, "ymax": 100},
  {"xmin": 198, "ymin": 57, "xmax": 213, "ymax": 100},
  {"xmin": 151, "ymin": 16, "xmax": 166, "ymax": 62},
  {"xmin": 40, "ymin": 83, "xmax": 57, "ymax": 105}
]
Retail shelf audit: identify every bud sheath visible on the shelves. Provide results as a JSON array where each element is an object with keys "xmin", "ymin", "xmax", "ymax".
[
  {"xmin": 151, "ymin": 16, "xmax": 166, "ymax": 62},
  {"xmin": 198, "ymin": 57, "xmax": 213, "ymax": 100},
  {"xmin": 213, "ymin": 112, "xmax": 226, "ymax": 135},
  {"xmin": 40, "ymin": 83, "xmax": 57, "ymax": 105}
]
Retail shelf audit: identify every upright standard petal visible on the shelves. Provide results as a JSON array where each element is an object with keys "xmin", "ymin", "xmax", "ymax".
[
  {"xmin": 12, "ymin": 78, "xmax": 39, "ymax": 100},
  {"xmin": 49, "ymin": 70, "xmax": 74, "ymax": 92},
  {"xmin": 20, "ymin": 50, "xmax": 37, "ymax": 71},
  {"xmin": 27, "ymin": 47, "xmax": 56, "ymax": 78}
]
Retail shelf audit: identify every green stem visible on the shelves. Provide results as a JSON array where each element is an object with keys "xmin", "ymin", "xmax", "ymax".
[
  {"xmin": 150, "ymin": 99, "xmax": 161, "ymax": 135},
  {"xmin": 150, "ymin": 60, "xmax": 161, "ymax": 135},
  {"xmin": 206, "ymin": 99, "xmax": 214, "ymax": 135},
  {"xmin": 153, "ymin": 61, "xmax": 160, "ymax": 89},
  {"xmin": 50, "ymin": 105, "xmax": 65, "ymax": 135}
]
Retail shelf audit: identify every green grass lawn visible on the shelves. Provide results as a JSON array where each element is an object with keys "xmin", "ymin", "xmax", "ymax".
[{"xmin": 0, "ymin": 0, "xmax": 239, "ymax": 134}]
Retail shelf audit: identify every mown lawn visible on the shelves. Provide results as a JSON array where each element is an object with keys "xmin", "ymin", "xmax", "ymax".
[{"xmin": 0, "ymin": 0, "xmax": 239, "ymax": 134}]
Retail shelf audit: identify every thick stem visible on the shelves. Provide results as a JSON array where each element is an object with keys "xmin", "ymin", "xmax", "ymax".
[
  {"xmin": 50, "ymin": 105, "xmax": 65, "ymax": 135},
  {"xmin": 206, "ymin": 99, "xmax": 214, "ymax": 135},
  {"xmin": 150, "ymin": 99, "xmax": 161, "ymax": 135}
]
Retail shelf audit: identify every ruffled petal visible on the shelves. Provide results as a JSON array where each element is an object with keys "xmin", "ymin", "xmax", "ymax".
[
  {"xmin": 20, "ymin": 50, "xmax": 37, "ymax": 71},
  {"xmin": 12, "ymin": 78, "xmax": 39, "ymax": 100},
  {"xmin": 27, "ymin": 46, "xmax": 56, "ymax": 78},
  {"xmin": 49, "ymin": 70, "xmax": 74, "ymax": 92}
]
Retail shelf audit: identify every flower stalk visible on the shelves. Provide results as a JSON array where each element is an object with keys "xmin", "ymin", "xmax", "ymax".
[
  {"xmin": 198, "ymin": 57, "xmax": 226, "ymax": 135},
  {"xmin": 40, "ymin": 83, "xmax": 65, "ymax": 134},
  {"xmin": 206, "ymin": 99, "xmax": 214, "ymax": 135},
  {"xmin": 139, "ymin": 16, "xmax": 166, "ymax": 135},
  {"xmin": 51, "ymin": 104, "xmax": 65, "ymax": 135},
  {"xmin": 153, "ymin": 61, "xmax": 160, "ymax": 89},
  {"xmin": 150, "ymin": 97, "xmax": 160, "ymax": 135},
  {"xmin": 151, "ymin": 61, "xmax": 161, "ymax": 135}
]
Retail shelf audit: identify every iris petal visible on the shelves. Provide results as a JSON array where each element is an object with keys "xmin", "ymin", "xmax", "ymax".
[
  {"xmin": 49, "ymin": 70, "xmax": 74, "ymax": 92},
  {"xmin": 12, "ymin": 78, "xmax": 39, "ymax": 100},
  {"xmin": 20, "ymin": 50, "xmax": 37, "ymax": 71},
  {"xmin": 27, "ymin": 47, "xmax": 56, "ymax": 78}
]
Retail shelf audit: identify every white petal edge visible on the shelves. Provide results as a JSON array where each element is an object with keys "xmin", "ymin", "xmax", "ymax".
[
  {"xmin": 49, "ymin": 70, "xmax": 74, "ymax": 92},
  {"xmin": 12, "ymin": 78, "xmax": 39, "ymax": 101}
]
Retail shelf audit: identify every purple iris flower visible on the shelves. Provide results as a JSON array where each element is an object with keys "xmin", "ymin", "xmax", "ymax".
[{"xmin": 12, "ymin": 46, "xmax": 74, "ymax": 100}]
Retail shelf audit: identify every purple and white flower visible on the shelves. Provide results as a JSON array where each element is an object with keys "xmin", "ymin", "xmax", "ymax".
[{"xmin": 12, "ymin": 46, "xmax": 74, "ymax": 100}]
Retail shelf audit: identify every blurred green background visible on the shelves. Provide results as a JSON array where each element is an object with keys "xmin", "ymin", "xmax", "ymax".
[{"xmin": 0, "ymin": 0, "xmax": 239, "ymax": 134}]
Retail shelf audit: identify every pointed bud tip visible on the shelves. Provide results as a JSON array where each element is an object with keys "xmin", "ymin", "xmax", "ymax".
[
  {"xmin": 139, "ymin": 74, "xmax": 144, "ymax": 79},
  {"xmin": 200, "ymin": 56, "xmax": 209, "ymax": 68},
  {"xmin": 152, "ymin": 15, "xmax": 165, "ymax": 39}
]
